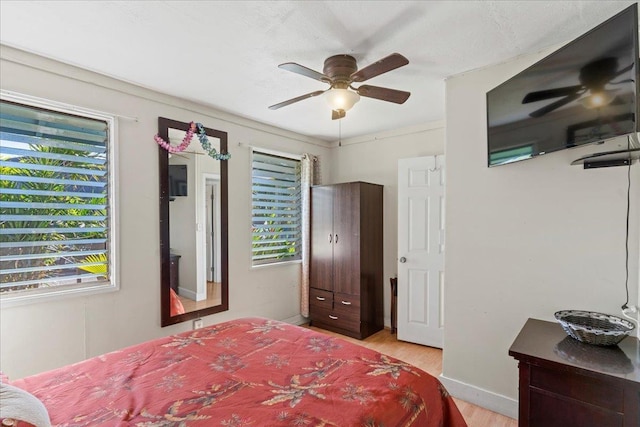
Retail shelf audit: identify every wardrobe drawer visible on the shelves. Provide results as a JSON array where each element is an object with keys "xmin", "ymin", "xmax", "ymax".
[
  {"xmin": 334, "ymin": 305, "xmax": 361, "ymax": 322},
  {"xmin": 334, "ymin": 292, "xmax": 360, "ymax": 310},
  {"xmin": 311, "ymin": 307, "xmax": 360, "ymax": 332},
  {"xmin": 334, "ymin": 293, "xmax": 360, "ymax": 320},
  {"xmin": 310, "ymin": 288, "xmax": 333, "ymax": 310}
]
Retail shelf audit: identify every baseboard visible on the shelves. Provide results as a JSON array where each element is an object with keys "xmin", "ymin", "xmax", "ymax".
[
  {"xmin": 177, "ymin": 286, "xmax": 198, "ymax": 301},
  {"xmin": 281, "ymin": 314, "xmax": 307, "ymax": 326},
  {"xmin": 438, "ymin": 374, "xmax": 518, "ymax": 420}
]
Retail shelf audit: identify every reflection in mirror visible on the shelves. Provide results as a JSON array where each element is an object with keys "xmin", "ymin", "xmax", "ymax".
[{"xmin": 159, "ymin": 118, "xmax": 228, "ymax": 327}]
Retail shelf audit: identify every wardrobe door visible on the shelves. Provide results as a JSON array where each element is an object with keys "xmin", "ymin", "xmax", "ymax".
[
  {"xmin": 359, "ymin": 183, "xmax": 384, "ymax": 336},
  {"xmin": 333, "ymin": 183, "xmax": 361, "ymax": 295},
  {"xmin": 310, "ymin": 186, "xmax": 334, "ymax": 292}
]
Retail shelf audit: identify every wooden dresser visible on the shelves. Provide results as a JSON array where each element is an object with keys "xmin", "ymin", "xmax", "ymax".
[
  {"xmin": 169, "ymin": 253, "xmax": 181, "ymax": 292},
  {"xmin": 509, "ymin": 318, "xmax": 640, "ymax": 427},
  {"xmin": 309, "ymin": 182, "xmax": 383, "ymax": 339}
]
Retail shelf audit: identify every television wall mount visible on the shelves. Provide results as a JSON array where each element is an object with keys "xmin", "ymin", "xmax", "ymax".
[{"xmin": 571, "ymin": 147, "xmax": 640, "ymax": 169}]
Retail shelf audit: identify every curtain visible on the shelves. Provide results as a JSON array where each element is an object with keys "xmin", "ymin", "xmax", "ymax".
[{"xmin": 300, "ymin": 154, "xmax": 316, "ymax": 317}]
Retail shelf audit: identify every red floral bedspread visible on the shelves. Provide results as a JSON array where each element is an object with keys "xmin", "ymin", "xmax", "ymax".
[{"xmin": 13, "ymin": 317, "xmax": 467, "ymax": 426}]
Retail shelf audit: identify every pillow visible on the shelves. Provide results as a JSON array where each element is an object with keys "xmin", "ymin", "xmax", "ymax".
[{"xmin": 0, "ymin": 382, "xmax": 51, "ymax": 427}]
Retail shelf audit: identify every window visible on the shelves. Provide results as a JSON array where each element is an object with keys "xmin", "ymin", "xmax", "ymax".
[
  {"xmin": 251, "ymin": 150, "xmax": 301, "ymax": 265},
  {"xmin": 489, "ymin": 145, "xmax": 534, "ymax": 166},
  {"xmin": 0, "ymin": 96, "xmax": 116, "ymax": 302}
]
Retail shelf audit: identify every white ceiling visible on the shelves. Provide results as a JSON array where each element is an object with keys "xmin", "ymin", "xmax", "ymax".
[{"xmin": 0, "ymin": 1, "xmax": 635, "ymax": 141}]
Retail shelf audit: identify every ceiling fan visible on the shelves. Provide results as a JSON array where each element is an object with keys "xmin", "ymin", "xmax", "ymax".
[
  {"xmin": 522, "ymin": 57, "xmax": 632, "ymax": 118},
  {"xmin": 269, "ymin": 53, "xmax": 411, "ymax": 120}
]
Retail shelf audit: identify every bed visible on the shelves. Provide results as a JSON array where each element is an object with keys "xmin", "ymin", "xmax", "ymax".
[{"xmin": 7, "ymin": 317, "xmax": 467, "ymax": 426}]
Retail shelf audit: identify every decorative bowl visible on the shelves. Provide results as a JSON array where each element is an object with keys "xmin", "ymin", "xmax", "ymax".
[{"xmin": 554, "ymin": 310, "xmax": 635, "ymax": 346}]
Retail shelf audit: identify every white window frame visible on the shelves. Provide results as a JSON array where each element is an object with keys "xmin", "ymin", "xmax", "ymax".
[
  {"xmin": 0, "ymin": 91, "xmax": 119, "ymax": 307},
  {"xmin": 250, "ymin": 147, "xmax": 302, "ymax": 267}
]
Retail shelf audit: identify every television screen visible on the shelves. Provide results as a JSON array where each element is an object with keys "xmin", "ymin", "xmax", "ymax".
[
  {"xmin": 487, "ymin": 4, "xmax": 638, "ymax": 167},
  {"xmin": 169, "ymin": 164, "xmax": 188, "ymax": 197}
]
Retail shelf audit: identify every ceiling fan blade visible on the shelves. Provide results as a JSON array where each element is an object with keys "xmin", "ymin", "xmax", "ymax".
[
  {"xmin": 268, "ymin": 90, "xmax": 326, "ymax": 110},
  {"xmin": 529, "ymin": 92, "xmax": 582, "ymax": 118},
  {"xmin": 357, "ymin": 85, "xmax": 410, "ymax": 104},
  {"xmin": 278, "ymin": 62, "xmax": 330, "ymax": 83},
  {"xmin": 350, "ymin": 53, "xmax": 409, "ymax": 83},
  {"xmin": 522, "ymin": 86, "xmax": 583, "ymax": 104},
  {"xmin": 613, "ymin": 63, "xmax": 634, "ymax": 78},
  {"xmin": 610, "ymin": 97, "xmax": 626, "ymax": 106},
  {"xmin": 609, "ymin": 79, "xmax": 634, "ymax": 85},
  {"xmin": 332, "ymin": 109, "xmax": 346, "ymax": 120}
]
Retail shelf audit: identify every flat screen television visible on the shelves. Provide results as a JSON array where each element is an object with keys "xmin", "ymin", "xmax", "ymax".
[
  {"xmin": 487, "ymin": 4, "xmax": 639, "ymax": 167},
  {"xmin": 169, "ymin": 164, "xmax": 188, "ymax": 197}
]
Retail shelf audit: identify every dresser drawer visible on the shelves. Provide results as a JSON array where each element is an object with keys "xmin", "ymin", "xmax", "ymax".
[
  {"xmin": 310, "ymin": 288, "xmax": 333, "ymax": 310},
  {"xmin": 530, "ymin": 388, "xmax": 623, "ymax": 427},
  {"xmin": 530, "ymin": 365, "xmax": 623, "ymax": 412}
]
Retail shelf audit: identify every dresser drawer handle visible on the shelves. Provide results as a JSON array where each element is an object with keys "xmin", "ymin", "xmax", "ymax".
[
  {"xmin": 315, "ymin": 296, "xmax": 326, "ymax": 301},
  {"xmin": 329, "ymin": 315, "xmax": 338, "ymax": 320},
  {"xmin": 340, "ymin": 301, "xmax": 352, "ymax": 305}
]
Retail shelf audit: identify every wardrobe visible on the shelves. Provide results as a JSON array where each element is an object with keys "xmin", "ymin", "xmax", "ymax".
[{"xmin": 309, "ymin": 181, "xmax": 383, "ymax": 339}]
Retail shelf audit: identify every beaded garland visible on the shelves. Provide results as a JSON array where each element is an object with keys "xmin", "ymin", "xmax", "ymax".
[
  {"xmin": 195, "ymin": 123, "xmax": 231, "ymax": 160},
  {"xmin": 153, "ymin": 122, "xmax": 195, "ymax": 153},
  {"xmin": 154, "ymin": 122, "xmax": 230, "ymax": 160}
]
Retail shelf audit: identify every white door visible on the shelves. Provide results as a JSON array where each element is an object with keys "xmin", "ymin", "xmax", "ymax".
[{"xmin": 397, "ymin": 155, "xmax": 445, "ymax": 348}]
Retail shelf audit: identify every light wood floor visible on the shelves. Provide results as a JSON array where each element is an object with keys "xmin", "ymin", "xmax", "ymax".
[
  {"xmin": 308, "ymin": 326, "xmax": 517, "ymax": 427},
  {"xmin": 178, "ymin": 281, "xmax": 221, "ymax": 312}
]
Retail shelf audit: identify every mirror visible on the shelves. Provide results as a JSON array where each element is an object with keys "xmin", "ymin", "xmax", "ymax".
[{"xmin": 159, "ymin": 117, "xmax": 228, "ymax": 327}]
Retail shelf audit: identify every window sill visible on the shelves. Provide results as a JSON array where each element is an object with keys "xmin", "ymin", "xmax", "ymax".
[
  {"xmin": 251, "ymin": 259, "xmax": 302, "ymax": 270},
  {"xmin": 0, "ymin": 281, "xmax": 119, "ymax": 308}
]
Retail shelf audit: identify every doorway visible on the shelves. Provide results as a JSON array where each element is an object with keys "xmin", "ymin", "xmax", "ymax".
[{"xmin": 186, "ymin": 173, "xmax": 222, "ymax": 309}]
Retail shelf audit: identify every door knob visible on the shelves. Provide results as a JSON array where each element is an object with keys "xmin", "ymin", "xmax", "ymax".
[{"xmin": 399, "ymin": 257, "xmax": 407, "ymax": 263}]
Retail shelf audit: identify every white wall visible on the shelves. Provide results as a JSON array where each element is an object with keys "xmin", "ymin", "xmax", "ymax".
[
  {"xmin": 0, "ymin": 46, "xmax": 331, "ymax": 379},
  {"xmin": 442, "ymin": 48, "xmax": 640, "ymax": 416},
  {"xmin": 329, "ymin": 123, "xmax": 445, "ymax": 326}
]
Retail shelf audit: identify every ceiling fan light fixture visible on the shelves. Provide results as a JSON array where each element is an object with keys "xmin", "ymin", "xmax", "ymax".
[
  {"xmin": 324, "ymin": 88, "xmax": 360, "ymax": 112},
  {"xmin": 579, "ymin": 89, "xmax": 617, "ymax": 109}
]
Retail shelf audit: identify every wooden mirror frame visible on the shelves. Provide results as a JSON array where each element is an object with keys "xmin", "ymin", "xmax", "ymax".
[{"xmin": 158, "ymin": 117, "xmax": 228, "ymax": 327}]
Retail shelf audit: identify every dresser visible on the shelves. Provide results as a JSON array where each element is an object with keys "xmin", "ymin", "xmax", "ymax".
[
  {"xmin": 309, "ymin": 182, "xmax": 383, "ymax": 339},
  {"xmin": 509, "ymin": 318, "xmax": 640, "ymax": 427},
  {"xmin": 169, "ymin": 253, "xmax": 181, "ymax": 293}
]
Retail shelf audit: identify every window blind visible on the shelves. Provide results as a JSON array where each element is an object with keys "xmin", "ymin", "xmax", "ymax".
[
  {"xmin": 0, "ymin": 100, "xmax": 109, "ymax": 293},
  {"xmin": 251, "ymin": 151, "xmax": 301, "ymax": 265},
  {"xmin": 489, "ymin": 145, "xmax": 534, "ymax": 166}
]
